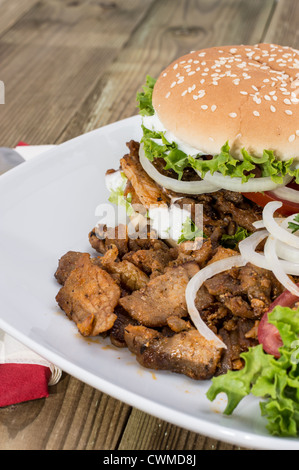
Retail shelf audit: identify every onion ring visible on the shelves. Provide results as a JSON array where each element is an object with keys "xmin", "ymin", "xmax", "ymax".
[
  {"xmin": 200, "ymin": 170, "xmax": 292, "ymax": 193},
  {"xmin": 185, "ymin": 255, "xmax": 247, "ymax": 349},
  {"xmin": 139, "ymin": 144, "xmax": 219, "ymax": 195}
]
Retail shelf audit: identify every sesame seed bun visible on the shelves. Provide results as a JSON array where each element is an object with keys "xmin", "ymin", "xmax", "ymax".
[{"xmin": 152, "ymin": 44, "xmax": 299, "ymax": 161}]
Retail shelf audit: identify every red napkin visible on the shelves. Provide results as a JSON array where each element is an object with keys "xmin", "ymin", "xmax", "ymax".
[
  {"xmin": 0, "ymin": 330, "xmax": 62, "ymax": 407},
  {"xmin": 0, "ymin": 364, "xmax": 52, "ymax": 407},
  {"xmin": 0, "ymin": 142, "xmax": 61, "ymax": 407}
]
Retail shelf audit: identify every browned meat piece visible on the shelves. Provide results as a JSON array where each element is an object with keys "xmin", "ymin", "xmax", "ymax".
[
  {"xmin": 172, "ymin": 238, "xmax": 214, "ymax": 268},
  {"xmin": 166, "ymin": 316, "xmax": 192, "ymax": 333},
  {"xmin": 100, "ymin": 245, "xmax": 149, "ymax": 291},
  {"xmin": 196, "ymin": 263, "xmax": 283, "ymax": 323},
  {"xmin": 109, "ymin": 306, "xmax": 137, "ymax": 348},
  {"xmin": 207, "ymin": 245, "xmax": 238, "ymax": 265},
  {"xmin": 213, "ymin": 191, "xmax": 262, "ymax": 233},
  {"xmin": 204, "ymin": 270, "xmax": 242, "ymax": 297},
  {"xmin": 119, "ymin": 266, "xmax": 190, "ymax": 327},
  {"xmin": 123, "ymin": 246, "xmax": 175, "ymax": 277},
  {"xmin": 124, "ymin": 325, "xmax": 222, "ymax": 380},
  {"xmin": 89, "ymin": 224, "xmax": 129, "ymax": 257},
  {"xmin": 238, "ymin": 263, "xmax": 283, "ymax": 304},
  {"xmin": 217, "ymin": 318, "xmax": 258, "ymax": 374},
  {"xmin": 56, "ymin": 256, "xmax": 120, "ymax": 336},
  {"xmin": 221, "ymin": 294, "xmax": 258, "ymax": 319},
  {"xmin": 120, "ymin": 141, "xmax": 169, "ymax": 209},
  {"xmin": 55, "ymin": 251, "xmax": 91, "ymax": 285}
]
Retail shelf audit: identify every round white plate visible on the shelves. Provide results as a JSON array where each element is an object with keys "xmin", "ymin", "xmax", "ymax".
[{"xmin": 0, "ymin": 115, "xmax": 298, "ymax": 450}]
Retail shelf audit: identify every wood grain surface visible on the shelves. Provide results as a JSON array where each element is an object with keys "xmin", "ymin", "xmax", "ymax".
[{"xmin": 0, "ymin": 0, "xmax": 298, "ymax": 451}]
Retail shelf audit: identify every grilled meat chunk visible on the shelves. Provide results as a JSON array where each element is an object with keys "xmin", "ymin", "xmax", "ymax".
[
  {"xmin": 89, "ymin": 224, "xmax": 129, "ymax": 258},
  {"xmin": 120, "ymin": 140, "xmax": 169, "ymax": 209},
  {"xmin": 56, "ymin": 256, "xmax": 120, "ymax": 336},
  {"xmin": 124, "ymin": 325, "xmax": 222, "ymax": 380},
  {"xmin": 55, "ymin": 251, "xmax": 91, "ymax": 285},
  {"xmin": 100, "ymin": 244, "xmax": 149, "ymax": 291},
  {"xmin": 123, "ymin": 245, "xmax": 175, "ymax": 278},
  {"xmin": 119, "ymin": 266, "xmax": 190, "ymax": 327}
]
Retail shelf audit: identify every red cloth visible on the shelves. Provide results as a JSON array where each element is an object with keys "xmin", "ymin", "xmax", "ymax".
[
  {"xmin": 0, "ymin": 141, "xmax": 57, "ymax": 407},
  {"xmin": 0, "ymin": 364, "xmax": 51, "ymax": 407}
]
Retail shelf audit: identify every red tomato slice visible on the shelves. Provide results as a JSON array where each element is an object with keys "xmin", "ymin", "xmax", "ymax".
[
  {"xmin": 258, "ymin": 286, "xmax": 299, "ymax": 358},
  {"xmin": 243, "ymin": 181, "xmax": 299, "ymax": 216}
]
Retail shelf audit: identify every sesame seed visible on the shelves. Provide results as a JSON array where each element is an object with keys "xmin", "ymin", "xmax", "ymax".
[
  {"xmin": 165, "ymin": 92, "xmax": 171, "ymax": 99},
  {"xmin": 211, "ymin": 105, "xmax": 217, "ymax": 112},
  {"xmin": 229, "ymin": 112, "xmax": 237, "ymax": 118},
  {"xmin": 264, "ymin": 95, "xmax": 271, "ymax": 101},
  {"xmin": 181, "ymin": 90, "xmax": 187, "ymax": 96},
  {"xmin": 201, "ymin": 105, "xmax": 208, "ymax": 110},
  {"xmin": 296, "ymin": 130, "xmax": 299, "ymax": 136},
  {"xmin": 285, "ymin": 110, "xmax": 293, "ymax": 115},
  {"xmin": 188, "ymin": 71, "xmax": 196, "ymax": 76},
  {"xmin": 240, "ymin": 91, "xmax": 248, "ymax": 95},
  {"xmin": 253, "ymin": 110, "xmax": 260, "ymax": 116},
  {"xmin": 270, "ymin": 105, "xmax": 276, "ymax": 112},
  {"xmin": 284, "ymin": 98, "xmax": 292, "ymax": 105},
  {"xmin": 170, "ymin": 81, "xmax": 176, "ymax": 88},
  {"xmin": 289, "ymin": 134, "xmax": 295, "ymax": 143}
]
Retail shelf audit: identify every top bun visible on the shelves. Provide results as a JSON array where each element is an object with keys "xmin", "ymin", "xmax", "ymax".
[{"xmin": 152, "ymin": 44, "xmax": 299, "ymax": 161}]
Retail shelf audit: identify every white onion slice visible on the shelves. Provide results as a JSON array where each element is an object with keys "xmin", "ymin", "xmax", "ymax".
[
  {"xmin": 185, "ymin": 255, "xmax": 247, "ymax": 349},
  {"xmin": 239, "ymin": 229, "xmax": 299, "ymax": 275},
  {"xmin": 200, "ymin": 170, "xmax": 292, "ymax": 193},
  {"xmin": 263, "ymin": 201, "xmax": 299, "ymax": 249},
  {"xmin": 270, "ymin": 185, "xmax": 299, "ymax": 204},
  {"xmin": 264, "ymin": 236, "xmax": 299, "ymax": 296},
  {"xmin": 139, "ymin": 144, "xmax": 219, "ymax": 195},
  {"xmin": 238, "ymin": 230, "xmax": 270, "ymax": 270}
]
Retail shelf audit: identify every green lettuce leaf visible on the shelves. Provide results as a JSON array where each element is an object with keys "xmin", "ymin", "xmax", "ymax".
[
  {"xmin": 206, "ymin": 305, "xmax": 299, "ymax": 437},
  {"xmin": 108, "ymin": 173, "xmax": 134, "ymax": 216},
  {"xmin": 177, "ymin": 217, "xmax": 206, "ymax": 244},
  {"xmin": 136, "ymin": 75, "xmax": 156, "ymax": 116},
  {"xmin": 141, "ymin": 125, "xmax": 190, "ymax": 179}
]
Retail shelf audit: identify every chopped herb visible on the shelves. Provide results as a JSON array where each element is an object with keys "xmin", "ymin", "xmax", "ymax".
[
  {"xmin": 178, "ymin": 217, "xmax": 206, "ymax": 244},
  {"xmin": 221, "ymin": 226, "xmax": 250, "ymax": 249},
  {"xmin": 288, "ymin": 214, "xmax": 299, "ymax": 233}
]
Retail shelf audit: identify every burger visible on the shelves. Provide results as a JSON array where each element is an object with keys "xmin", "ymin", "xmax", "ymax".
[{"xmin": 138, "ymin": 43, "xmax": 299, "ymax": 216}]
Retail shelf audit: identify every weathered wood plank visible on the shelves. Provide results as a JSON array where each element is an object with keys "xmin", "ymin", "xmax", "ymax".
[
  {"xmin": 262, "ymin": 0, "xmax": 299, "ymax": 48},
  {"xmin": 0, "ymin": 375, "xmax": 131, "ymax": 450},
  {"xmin": 118, "ymin": 409, "xmax": 246, "ymax": 450},
  {"xmin": 0, "ymin": 0, "xmax": 39, "ymax": 36},
  {"xmin": 0, "ymin": 0, "xmax": 156, "ymax": 147},
  {"xmin": 57, "ymin": 0, "xmax": 275, "ymax": 143}
]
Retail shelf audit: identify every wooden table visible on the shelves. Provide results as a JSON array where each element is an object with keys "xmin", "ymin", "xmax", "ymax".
[{"xmin": 0, "ymin": 0, "xmax": 298, "ymax": 451}]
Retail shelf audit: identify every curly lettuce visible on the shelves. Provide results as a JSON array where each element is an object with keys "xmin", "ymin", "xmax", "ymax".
[
  {"xmin": 206, "ymin": 306, "xmax": 299, "ymax": 437},
  {"xmin": 136, "ymin": 76, "xmax": 299, "ymax": 184}
]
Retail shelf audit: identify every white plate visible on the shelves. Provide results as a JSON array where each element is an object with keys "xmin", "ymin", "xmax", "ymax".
[{"xmin": 0, "ymin": 115, "xmax": 298, "ymax": 450}]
